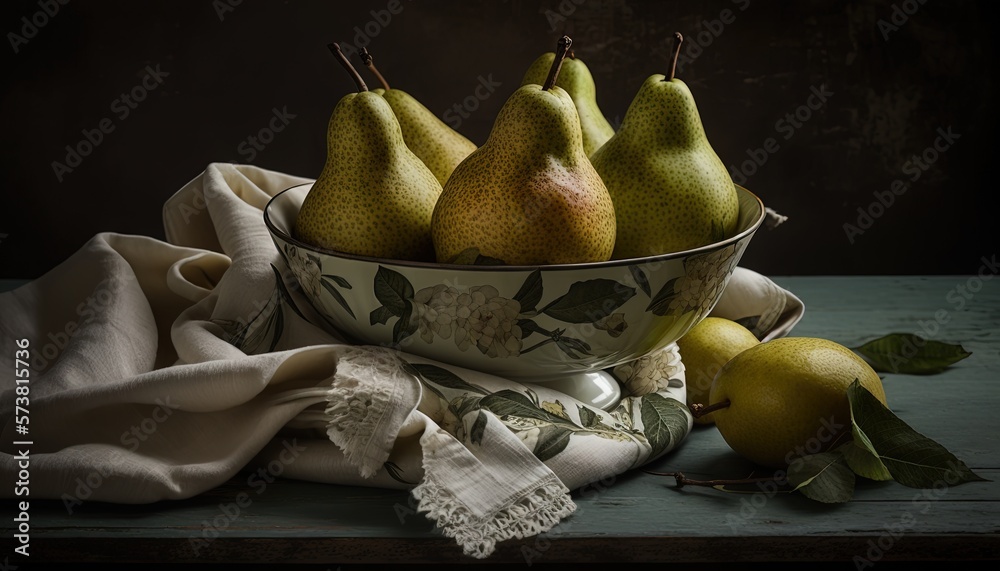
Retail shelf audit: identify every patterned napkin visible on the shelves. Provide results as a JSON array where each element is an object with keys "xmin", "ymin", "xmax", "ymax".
[{"xmin": 0, "ymin": 163, "xmax": 802, "ymax": 558}]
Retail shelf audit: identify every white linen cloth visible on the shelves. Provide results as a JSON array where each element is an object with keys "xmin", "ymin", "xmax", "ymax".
[{"xmin": 0, "ymin": 163, "xmax": 802, "ymax": 558}]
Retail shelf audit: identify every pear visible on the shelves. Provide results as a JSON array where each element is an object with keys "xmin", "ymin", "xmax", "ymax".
[
  {"xmin": 432, "ymin": 36, "xmax": 616, "ymax": 265},
  {"xmin": 521, "ymin": 50, "xmax": 615, "ymax": 157},
  {"xmin": 358, "ymin": 48, "xmax": 477, "ymax": 187},
  {"xmin": 294, "ymin": 43, "xmax": 442, "ymax": 261},
  {"xmin": 590, "ymin": 33, "xmax": 739, "ymax": 259}
]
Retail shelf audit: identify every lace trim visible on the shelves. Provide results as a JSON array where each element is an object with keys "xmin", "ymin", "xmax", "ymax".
[
  {"xmin": 412, "ymin": 431, "xmax": 577, "ymax": 559},
  {"xmin": 324, "ymin": 346, "xmax": 410, "ymax": 478}
]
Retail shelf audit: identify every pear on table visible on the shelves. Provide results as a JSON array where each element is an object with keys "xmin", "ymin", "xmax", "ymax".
[
  {"xmin": 294, "ymin": 43, "xmax": 442, "ymax": 262},
  {"xmin": 521, "ymin": 49, "xmax": 615, "ymax": 157},
  {"xmin": 359, "ymin": 48, "xmax": 477, "ymax": 187},
  {"xmin": 590, "ymin": 32, "xmax": 739, "ymax": 259},
  {"xmin": 431, "ymin": 36, "xmax": 616, "ymax": 266}
]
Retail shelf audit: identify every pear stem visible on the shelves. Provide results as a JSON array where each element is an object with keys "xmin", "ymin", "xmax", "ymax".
[
  {"xmin": 542, "ymin": 35, "xmax": 573, "ymax": 91},
  {"xmin": 689, "ymin": 399, "xmax": 731, "ymax": 418},
  {"xmin": 666, "ymin": 32, "xmax": 683, "ymax": 81},
  {"xmin": 328, "ymin": 43, "xmax": 368, "ymax": 92},
  {"xmin": 644, "ymin": 471, "xmax": 784, "ymax": 489},
  {"xmin": 359, "ymin": 47, "xmax": 391, "ymax": 91}
]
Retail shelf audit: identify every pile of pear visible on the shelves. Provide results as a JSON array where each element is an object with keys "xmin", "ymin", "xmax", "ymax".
[{"xmin": 294, "ymin": 34, "xmax": 739, "ymax": 266}]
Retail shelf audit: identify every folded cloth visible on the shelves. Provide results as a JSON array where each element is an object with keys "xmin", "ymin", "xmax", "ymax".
[{"xmin": 0, "ymin": 163, "xmax": 803, "ymax": 558}]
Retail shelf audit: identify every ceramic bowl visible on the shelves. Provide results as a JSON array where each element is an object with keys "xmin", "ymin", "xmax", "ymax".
[{"xmin": 264, "ymin": 183, "xmax": 765, "ymax": 381}]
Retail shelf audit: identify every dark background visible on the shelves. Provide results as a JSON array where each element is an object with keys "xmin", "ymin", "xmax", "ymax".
[{"xmin": 1, "ymin": 0, "xmax": 995, "ymax": 279}]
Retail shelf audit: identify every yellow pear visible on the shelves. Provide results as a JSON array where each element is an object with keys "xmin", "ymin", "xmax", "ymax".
[
  {"xmin": 707, "ymin": 337, "xmax": 888, "ymax": 468},
  {"xmin": 294, "ymin": 44, "xmax": 442, "ymax": 261}
]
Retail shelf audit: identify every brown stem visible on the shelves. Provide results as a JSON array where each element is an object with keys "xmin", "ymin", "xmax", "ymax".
[
  {"xmin": 542, "ymin": 35, "xmax": 573, "ymax": 91},
  {"xmin": 643, "ymin": 470, "xmax": 783, "ymax": 489},
  {"xmin": 568, "ymin": 49, "xmax": 576, "ymax": 60},
  {"xmin": 359, "ymin": 47, "xmax": 391, "ymax": 91},
  {"xmin": 328, "ymin": 43, "xmax": 368, "ymax": 92},
  {"xmin": 689, "ymin": 399, "xmax": 730, "ymax": 418},
  {"xmin": 666, "ymin": 32, "xmax": 683, "ymax": 81}
]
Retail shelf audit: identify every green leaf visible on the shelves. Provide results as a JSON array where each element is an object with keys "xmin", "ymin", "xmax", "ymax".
[
  {"xmin": 838, "ymin": 442, "xmax": 893, "ymax": 481},
  {"xmin": 847, "ymin": 380, "xmax": 988, "ymax": 488},
  {"xmin": 480, "ymin": 390, "xmax": 578, "ymax": 428},
  {"xmin": 640, "ymin": 393, "xmax": 690, "ymax": 460},
  {"xmin": 578, "ymin": 405, "xmax": 599, "ymax": 429},
  {"xmin": 322, "ymin": 274, "xmax": 352, "ymax": 289},
  {"xmin": 852, "ymin": 333, "xmax": 972, "ymax": 374},
  {"xmin": 533, "ymin": 425, "xmax": 573, "ymax": 462},
  {"xmin": 786, "ymin": 451, "xmax": 856, "ymax": 503},
  {"xmin": 513, "ymin": 269, "xmax": 543, "ymax": 312},
  {"xmin": 470, "ymin": 411, "xmax": 488, "ymax": 446},
  {"xmin": 517, "ymin": 319, "xmax": 551, "ymax": 339},
  {"xmin": 450, "ymin": 247, "xmax": 506, "ymax": 265},
  {"xmin": 271, "ymin": 264, "xmax": 306, "ymax": 321},
  {"xmin": 410, "ymin": 363, "xmax": 490, "ymax": 395},
  {"xmin": 373, "ymin": 266, "xmax": 413, "ymax": 316},
  {"xmin": 646, "ymin": 277, "xmax": 681, "ymax": 316},
  {"xmin": 391, "ymin": 301, "xmax": 418, "ymax": 345},
  {"xmin": 733, "ymin": 315, "xmax": 761, "ymax": 336},
  {"xmin": 383, "ymin": 461, "xmax": 416, "ymax": 485},
  {"xmin": 541, "ymin": 279, "xmax": 636, "ymax": 323},
  {"xmin": 555, "ymin": 336, "xmax": 592, "ymax": 358},
  {"xmin": 370, "ymin": 305, "xmax": 394, "ymax": 326},
  {"xmin": 321, "ymin": 277, "xmax": 357, "ymax": 319},
  {"xmin": 629, "ymin": 265, "xmax": 651, "ymax": 297},
  {"xmin": 267, "ymin": 304, "xmax": 284, "ymax": 353}
]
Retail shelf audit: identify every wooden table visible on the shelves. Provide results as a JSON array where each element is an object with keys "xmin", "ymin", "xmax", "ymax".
[{"xmin": 3, "ymin": 276, "xmax": 999, "ymax": 566}]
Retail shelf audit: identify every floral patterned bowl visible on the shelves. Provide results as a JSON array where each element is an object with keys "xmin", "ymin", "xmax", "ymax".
[{"xmin": 264, "ymin": 183, "xmax": 765, "ymax": 381}]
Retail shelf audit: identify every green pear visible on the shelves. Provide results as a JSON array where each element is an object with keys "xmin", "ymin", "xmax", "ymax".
[
  {"xmin": 432, "ymin": 36, "xmax": 616, "ymax": 265},
  {"xmin": 521, "ymin": 50, "xmax": 615, "ymax": 157},
  {"xmin": 294, "ymin": 44, "xmax": 442, "ymax": 261},
  {"xmin": 359, "ymin": 49, "xmax": 477, "ymax": 187},
  {"xmin": 590, "ymin": 33, "xmax": 739, "ymax": 259}
]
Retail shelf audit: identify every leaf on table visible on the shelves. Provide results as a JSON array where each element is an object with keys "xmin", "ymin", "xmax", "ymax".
[
  {"xmin": 837, "ymin": 441, "xmax": 893, "ymax": 481},
  {"xmin": 852, "ymin": 333, "xmax": 972, "ymax": 374},
  {"xmin": 847, "ymin": 380, "xmax": 988, "ymax": 488},
  {"xmin": 786, "ymin": 450, "xmax": 856, "ymax": 503}
]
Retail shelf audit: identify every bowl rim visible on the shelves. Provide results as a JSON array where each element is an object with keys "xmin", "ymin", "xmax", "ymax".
[{"xmin": 264, "ymin": 182, "xmax": 766, "ymax": 272}]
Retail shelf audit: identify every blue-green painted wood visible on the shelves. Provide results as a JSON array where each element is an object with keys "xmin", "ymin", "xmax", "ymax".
[{"xmin": 3, "ymin": 276, "xmax": 998, "ymax": 564}]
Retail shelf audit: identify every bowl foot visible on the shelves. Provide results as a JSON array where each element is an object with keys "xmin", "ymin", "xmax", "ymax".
[{"xmin": 525, "ymin": 370, "xmax": 622, "ymax": 411}]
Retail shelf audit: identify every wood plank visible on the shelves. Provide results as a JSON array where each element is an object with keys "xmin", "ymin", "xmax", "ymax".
[{"xmin": 5, "ymin": 275, "xmax": 999, "ymax": 564}]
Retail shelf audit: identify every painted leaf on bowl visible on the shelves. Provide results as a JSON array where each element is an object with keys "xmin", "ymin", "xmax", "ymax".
[
  {"xmin": 392, "ymin": 300, "xmax": 418, "ymax": 345},
  {"xmin": 374, "ymin": 265, "xmax": 414, "ymax": 317},
  {"xmin": 540, "ymin": 279, "xmax": 636, "ymax": 323},
  {"xmin": 513, "ymin": 269, "xmax": 543, "ymax": 313},
  {"xmin": 320, "ymin": 276, "xmax": 355, "ymax": 319},
  {"xmin": 645, "ymin": 245, "xmax": 739, "ymax": 318},
  {"xmin": 629, "ymin": 265, "xmax": 652, "ymax": 297}
]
